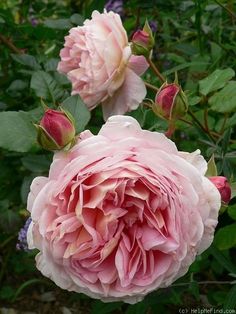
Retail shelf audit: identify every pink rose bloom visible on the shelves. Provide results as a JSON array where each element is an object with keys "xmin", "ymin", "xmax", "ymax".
[
  {"xmin": 27, "ymin": 116, "xmax": 220, "ymax": 304},
  {"xmin": 57, "ymin": 11, "xmax": 148, "ymax": 120}
]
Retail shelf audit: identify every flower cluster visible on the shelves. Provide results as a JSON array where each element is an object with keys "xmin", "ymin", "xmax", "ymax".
[{"xmin": 25, "ymin": 8, "xmax": 230, "ymax": 305}]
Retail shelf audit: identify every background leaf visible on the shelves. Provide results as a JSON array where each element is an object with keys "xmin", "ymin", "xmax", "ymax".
[
  {"xmin": 214, "ymin": 224, "xmax": 236, "ymax": 250},
  {"xmin": 61, "ymin": 95, "xmax": 91, "ymax": 133},
  {"xmin": 11, "ymin": 54, "xmax": 41, "ymax": 70},
  {"xmin": 209, "ymin": 81, "xmax": 236, "ymax": 113},
  {"xmin": 199, "ymin": 68, "xmax": 235, "ymax": 96},
  {"xmin": 0, "ymin": 111, "xmax": 36, "ymax": 152},
  {"xmin": 223, "ymin": 285, "xmax": 236, "ymax": 310},
  {"xmin": 30, "ymin": 71, "xmax": 65, "ymax": 103}
]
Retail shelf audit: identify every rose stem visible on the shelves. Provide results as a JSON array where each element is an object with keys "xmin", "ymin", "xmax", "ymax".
[
  {"xmin": 0, "ymin": 34, "xmax": 23, "ymax": 54},
  {"xmin": 147, "ymin": 58, "xmax": 166, "ymax": 83},
  {"xmin": 220, "ymin": 113, "xmax": 228, "ymax": 135},
  {"xmin": 214, "ymin": 0, "xmax": 236, "ymax": 20},
  {"xmin": 204, "ymin": 108, "xmax": 210, "ymax": 133},
  {"xmin": 187, "ymin": 108, "xmax": 215, "ymax": 142},
  {"xmin": 144, "ymin": 82, "xmax": 159, "ymax": 92}
]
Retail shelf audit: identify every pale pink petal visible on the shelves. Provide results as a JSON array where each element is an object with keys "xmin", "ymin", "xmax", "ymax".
[
  {"xmin": 102, "ymin": 68, "xmax": 146, "ymax": 120},
  {"xmin": 128, "ymin": 55, "xmax": 149, "ymax": 76}
]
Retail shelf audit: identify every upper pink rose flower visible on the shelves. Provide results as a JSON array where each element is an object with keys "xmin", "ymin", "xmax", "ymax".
[
  {"xmin": 57, "ymin": 10, "xmax": 148, "ymax": 120},
  {"xmin": 27, "ymin": 116, "xmax": 220, "ymax": 304}
]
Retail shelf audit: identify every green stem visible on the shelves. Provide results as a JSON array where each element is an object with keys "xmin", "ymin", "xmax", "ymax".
[
  {"xmin": 220, "ymin": 113, "xmax": 228, "ymax": 134},
  {"xmin": 180, "ymin": 117, "xmax": 236, "ymax": 144},
  {"xmin": 171, "ymin": 280, "xmax": 233, "ymax": 288},
  {"xmin": 0, "ymin": 34, "xmax": 23, "ymax": 54},
  {"xmin": 187, "ymin": 108, "xmax": 215, "ymax": 141},
  {"xmin": 214, "ymin": 0, "xmax": 236, "ymax": 20},
  {"xmin": 204, "ymin": 108, "xmax": 210, "ymax": 133},
  {"xmin": 144, "ymin": 81, "xmax": 159, "ymax": 92},
  {"xmin": 147, "ymin": 58, "xmax": 166, "ymax": 83},
  {"xmin": 195, "ymin": 0, "xmax": 204, "ymax": 55}
]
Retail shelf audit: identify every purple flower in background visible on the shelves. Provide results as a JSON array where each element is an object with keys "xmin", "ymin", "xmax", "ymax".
[
  {"xmin": 31, "ymin": 18, "xmax": 38, "ymax": 27},
  {"xmin": 16, "ymin": 217, "xmax": 32, "ymax": 251},
  {"xmin": 105, "ymin": 0, "xmax": 123, "ymax": 16},
  {"xmin": 149, "ymin": 20, "xmax": 158, "ymax": 33}
]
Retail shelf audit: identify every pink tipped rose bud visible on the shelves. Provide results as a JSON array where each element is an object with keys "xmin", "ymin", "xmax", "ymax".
[
  {"xmin": 132, "ymin": 30, "xmax": 150, "ymax": 46},
  {"xmin": 209, "ymin": 176, "xmax": 231, "ymax": 204},
  {"xmin": 154, "ymin": 83, "xmax": 188, "ymax": 120},
  {"xmin": 37, "ymin": 109, "xmax": 76, "ymax": 151},
  {"xmin": 131, "ymin": 21, "xmax": 154, "ymax": 57}
]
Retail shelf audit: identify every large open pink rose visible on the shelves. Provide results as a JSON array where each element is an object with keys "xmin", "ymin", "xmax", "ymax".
[
  {"xmin": 57, "ymin": 10, "xmax": 148, "ymax": 120},
  {"xmin": 27, "ymin": 116, "xmax": 220, "ymax": 304}
]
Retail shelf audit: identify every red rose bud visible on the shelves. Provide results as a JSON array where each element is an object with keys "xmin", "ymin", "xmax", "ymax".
[
  {"xmin": 36, "ymin": 108, "xmax": 76, "ymax": 151},
  {"xmin": 209, "ymin": 176, "xmax": 231, "ymax": 204},
  {"xmin": 153, "ymin": 83, "xmax": 188, "ymax": 120},
  {"xmin": 133, "ymin": 30, "xmax": 149, "ymax": 46},
  {"xmin": 131, "ymin": 21, "xmax": 154, "ymax": 57}
]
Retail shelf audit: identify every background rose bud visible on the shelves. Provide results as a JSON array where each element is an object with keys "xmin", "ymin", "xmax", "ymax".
[
  {"xmin": 36, "ymin": 109, "xmax": 76, "ymax": 151},
  {"xmin": 131, "ymin": 21, "xmax": 154, "ymax": 57},
  {"xmin": 132, "ymin": 30, "xmax": 149, "ymax": 45},
  {"xmin": 153, "ymin": 83, "xmax": 188, "ymax": 120},
  {"xmin": 209, "ymin": 176, "xmax": 231, "ymax": 204}
]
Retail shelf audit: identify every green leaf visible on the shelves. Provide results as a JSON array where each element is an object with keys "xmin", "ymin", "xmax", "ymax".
[
  {"xmin": 21, "ymin": 175, "xmax": 35, "ymax": 204},
  {"xmin": 0, "ymin": 286, "xmax": 15, "ymax": 301},
  {"xmin": 61, "ymin": 95, "xmax": 91, "ymax": 133},
  {"xmin": 44, "ymin": 58, "xmax": 59, "ymax": 72},
  {"xmin": 206, "ymin": 154, "xmax": 217, "ymax": 176},
  {"xmin": 209, "ymin": 81, "xmax": 236, "ymax": 113},
  {"xmin": 199, "ymin": 68, "xmax": 235, "ymax": 96},
  {"xmin": 21, "ymin": 154, "xmax": 52, "ymax": 172},
  {"xmin": 0, "ymin": 111, "xmax": 36, "ymax": 152},
  {"xmin": 230, "ymin": 182, "xmax": 236, "ymax": 199},
  {"xmin": 209, "ymin": 245, "xmax": 236, "ymax": 273},
  {"xmin": 13, "ymin": 279, "xmax": 46, "ymax": 302},
  {"xmin": 70, "ymin": 13, "xmax": 84, "ymax": 25},
  {"xmin": 30, "ymin": 71, "xmax": 64, "ymax": 103},
  {"xmin": 0, "ymin": 209, "xmax": 20, "ymax": 232},
  {"xmin": 91, "ymin": 301, "xmax": 122, "ymax": 314},
  {"xmin": 228, "ymin": 205, "xmax": 236, "ymax": 221},
  {"xmin": 189, "ymin": 96, "xmax": 201, "ymax": 106},
  {"xmin": 7, "ymin": 79, "xmax": 28, "ymax": 92},
  {"xmin": 226, "ymin": 112, "xmax": 236, "ymax": 128},
  {"xmin": 44, "ymin": 18, "xmax": 72, "ymax": 30},
  {"xmin": 125, "ymin": 302, "xmax": 148, "ymax": 314},
  {"xmin": 221, "ymin": 128, "xmax": 231, "ymax": 154},
  {"xmin": 11, "ymin": 54, "xmax": 41, "ymax": 70},
  {"xmin": 163, "ymin": 61, "xmax": 209, "ymax": 76},
  {"xmin": 214, "ymin": 224, "xmax": 236, "ymax": 250},
  {"xmin": 223, "ymin": 285, "xmax": 236, "ymax": 310},
  {"xmin": 189, "ymin": 281, "xmax": 200, "ymax": 300}
]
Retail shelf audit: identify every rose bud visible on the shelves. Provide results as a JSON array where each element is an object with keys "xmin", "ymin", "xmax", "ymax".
[
  {"xmin": 209, "ymin": 176, "xmax": 231, "ymax": 204},
  {"xmin": 36, "ymin": 108, "xmax": 76, "ymax": 151},
  {"xmin": 131, "ymin": 21, "xmax": 154, "ymax": 57},
  {"xmin": 153, "ymin": 82, "xmax": 188, "ymax": 120}
]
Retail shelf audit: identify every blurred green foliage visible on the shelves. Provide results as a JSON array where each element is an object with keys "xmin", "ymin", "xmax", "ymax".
[{"xmin": 0, "ymin": 0, "xmax": 236, "ymax": 312}]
